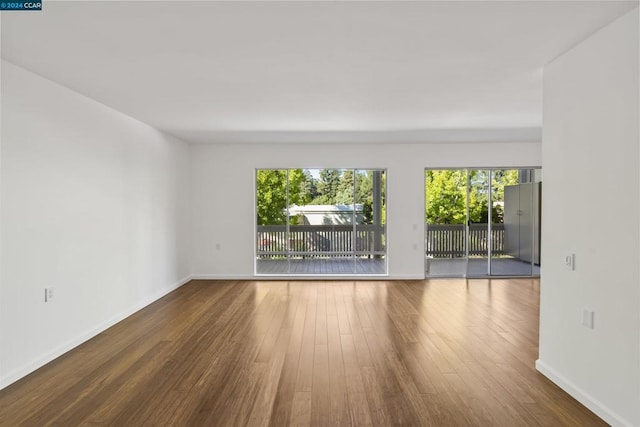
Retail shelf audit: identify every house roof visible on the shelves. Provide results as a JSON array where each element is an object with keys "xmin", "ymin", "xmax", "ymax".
[{"xmin": 289, "ymin": 205, "xmax": 363, "ymax": 213}]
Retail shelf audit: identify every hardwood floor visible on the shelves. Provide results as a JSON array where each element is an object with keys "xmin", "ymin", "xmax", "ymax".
[{"xmin": 0, "ymin": 279, "xmax": 606, "ymax": 426}]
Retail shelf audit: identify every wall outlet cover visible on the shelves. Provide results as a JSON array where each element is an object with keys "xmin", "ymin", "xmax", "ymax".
[
  {"xmin": 582, "ymin": 308, "xmax": 595, "ymax": 329},
  {"xmin": 564, "ymin": 253, "xmax": 575, "ymax": 270}
]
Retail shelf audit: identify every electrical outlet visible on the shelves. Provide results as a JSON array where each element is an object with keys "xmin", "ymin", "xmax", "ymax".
[
  {"xmin": 581, "ymin": 308, "xmax": 595, "ymax": 329},
  {"xmin": 45, "ymin": 287, "xmax": 54, "ymax": 302},
  {"xmin": 564, "ymin": 253, "xmax": 575, "ymax": 270}
]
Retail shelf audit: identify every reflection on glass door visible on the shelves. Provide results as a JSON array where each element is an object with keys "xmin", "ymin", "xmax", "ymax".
[
  {"xmin": 425, "ymin": 170, "xmax": 468, "ymax": 277},
  {"xmin": 491, "ymin": 170, "xmax": 541, "ymax": 276}
]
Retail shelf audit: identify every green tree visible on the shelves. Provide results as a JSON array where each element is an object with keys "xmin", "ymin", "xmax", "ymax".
[
  {"xmin": 335, "ymin": 169, "xmax": 355, "ymax": 204},
  {"xmin": 491, "ymin": 170, "xmax": 519, "ymax": 203},
  {"xmin": 468, "ymin": 170, "xmax": 490, "ymax": 223},
  {"xmin": 354, "ymin": 170, "xmax": 372, "ymax": 223},
  {"xmin": 425, "ymin": 170, "xmax": 468, "ymax": 224},
  {"xmin": 313, "ymin": 169, "xmax": 341, "ymax": 204},
  {"xmin": 425, "ymin": 169, "xmax": 521, "ymax": 224},
  {"xmin": 256, "ymin": 169, "xmax": 287, "ymax": 225},
  {"xmin": 355, "ymin": 170, "xmax": 382, "ymax": 224},
  {"xmin": 491, "ymin": 169, "xmax": 519, "ymax": 223},
  {"xmin": 256, "ymin": 169, "xmax": 311, "ymax": 225},
  {"xmin": 288, "ymin": 169, "xmax": 312, "ymax": 206},
  {"xmin": 299, "ymin": 170, "xmax": 318, "ymax": 201}
]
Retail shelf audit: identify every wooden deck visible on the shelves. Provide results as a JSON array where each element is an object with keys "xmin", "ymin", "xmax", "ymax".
[
  {"xmin": 427, "ymin": 257, "xmax": 541, "ymax": 277},
  {"xmin": 0, "ymin": 279, "xmax": 605, "ymax": 426},
  {"xmin": 257, "ymin": 258, "xmax": 386, "ymax": 275}
]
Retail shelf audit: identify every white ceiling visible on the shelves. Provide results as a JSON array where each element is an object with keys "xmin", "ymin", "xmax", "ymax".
[{"xmin": 2, "ymin": 1, "xmax": 637, "ymax": 144}]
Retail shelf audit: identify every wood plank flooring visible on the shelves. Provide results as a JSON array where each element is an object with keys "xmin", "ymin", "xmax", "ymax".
[
  {"xmin": 0, "ymin": 279, "xmax": 606, "ymax": 426},
  {"xmin": 257, "ymin": 258, "xmax": 386, "ymax": 274}
]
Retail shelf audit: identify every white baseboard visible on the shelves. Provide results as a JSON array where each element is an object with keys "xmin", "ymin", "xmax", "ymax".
[
  {"xmin": 386, "ymin": 275, "xmax": 425, "ymax": 280},
  {"xmin": 535, "ymin": 359, "xmax": 631, "ymax": 427},
  {"xmin": 0, "ymin": 275, "xmax": 192, "ymax": 390},
  {"xmin": 191, "ymin": 274, "xmax": 424, "ymax": 281},
  {"xmin": 190, "ymin": 274, "xmax": 253, "ymax": 280}
]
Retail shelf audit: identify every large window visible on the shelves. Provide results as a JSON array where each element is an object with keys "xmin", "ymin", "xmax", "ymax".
[{"xmin": 256, "ymin": 169, "xmax": 387, "ymax": 275}]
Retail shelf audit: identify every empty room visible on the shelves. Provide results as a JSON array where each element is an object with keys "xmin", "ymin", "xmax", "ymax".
[{"xmin": 0, "ymin": 1, "xmax": 638, "ymax": 426}]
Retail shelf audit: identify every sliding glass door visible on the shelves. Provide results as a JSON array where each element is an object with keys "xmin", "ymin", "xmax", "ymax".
[
  {"xmin": 424, "ymin": 170, "xmax": 468, "ymax": 277},
  {"xmin": 492, "ymin": 170, "xmax": 541, "ymax": 276},
  {"xmin": 256, "ymin": 168, "xmax": 387, "ymax": 275},
  {"xmin": 255, "ymin": 169, "xmax": 289, "ymax": 274},
  {"xmin": 355, "ymin": 170, "xmax": 387, "ymax": 274},
  {"xmin": 467, "ymin": 170, "xmax": 491, "ymax": 277},
  {"xmin": 425, "ymin": 168, "xmax": 541, "ymax": 278}
]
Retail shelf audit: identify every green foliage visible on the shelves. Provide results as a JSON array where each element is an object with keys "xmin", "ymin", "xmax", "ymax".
[
  {"xmin": 490, "ymin": 169, "xmax": 519, "ymax": 223},
  {"xmin": 257, "ymin": 168, "xmax": 387, "ymax": 226},
  {"xmin": 355, "ymin": 170, "xmax": 386, "ymax": 225},
  {"xmin": 287, "ymin": 169, "xmax": 312, "ymax": 206},
  {"xmin": 468, "ymin": 170, "xmax": 490, "ymax": 223},
  {"xmin": 335, "ymin": 170, "xmax": 354, "ymax": 204},
  {"xmin": 256, "ymin": 170, "xmax": 287, "ymax": 225},
  {"xmin": 313, "ymin": 169, "xmax": 341, "ymax": 204},
  {"xmin": 425, "ymin": 170, "xmax": 468, "ymax": 224},
  {"xmin": 258, "ymin": 168, "xmax": 515, "ymax": 227},
  {"xmin": 256, "ymin": 169, "xmax": 312, "ymax": 225},
  {"xmin": 425, "ymin": 169, "xmax": 520, "ymax": 224},
  {"xmin": 491, "ymin": 170, "xmax": 519, "ymax": 202},
  {"xmin": 298, "ymin": 170, "xmax": 318, "ymax": 201}
]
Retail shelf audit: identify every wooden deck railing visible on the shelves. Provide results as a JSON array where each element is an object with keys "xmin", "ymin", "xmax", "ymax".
[
  {"xmin": 425, "ymin": 223, "xmax": 505, "ymax": 257},
  {"xmin": 257, "ymin": 224, "xmax": 385, "ymax": 258},
  {"xmin": 257, "ymin": 223, "xmax": 504, "ymax": 259}
]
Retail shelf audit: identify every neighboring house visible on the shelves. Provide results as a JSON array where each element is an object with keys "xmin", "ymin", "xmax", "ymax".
[{"xmin": 288, "ymin": 204, "xmax": 364, "ymax": 225}]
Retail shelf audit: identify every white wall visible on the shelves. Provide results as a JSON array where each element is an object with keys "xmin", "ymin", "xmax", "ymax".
[
  {"xmin": 538, "ymin": 9, "xmax": 639, "ymax": 427},
  {"xmin": 190, "ymin": 141, "xmax": 540, "ymax": 279},
  {"xmin": 0, "ymin": 18, "xmax": 4, "ymax": 384},
  {"xmin": 0, "ymin": 61, "xmax": 192, "ymax": 388}
]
